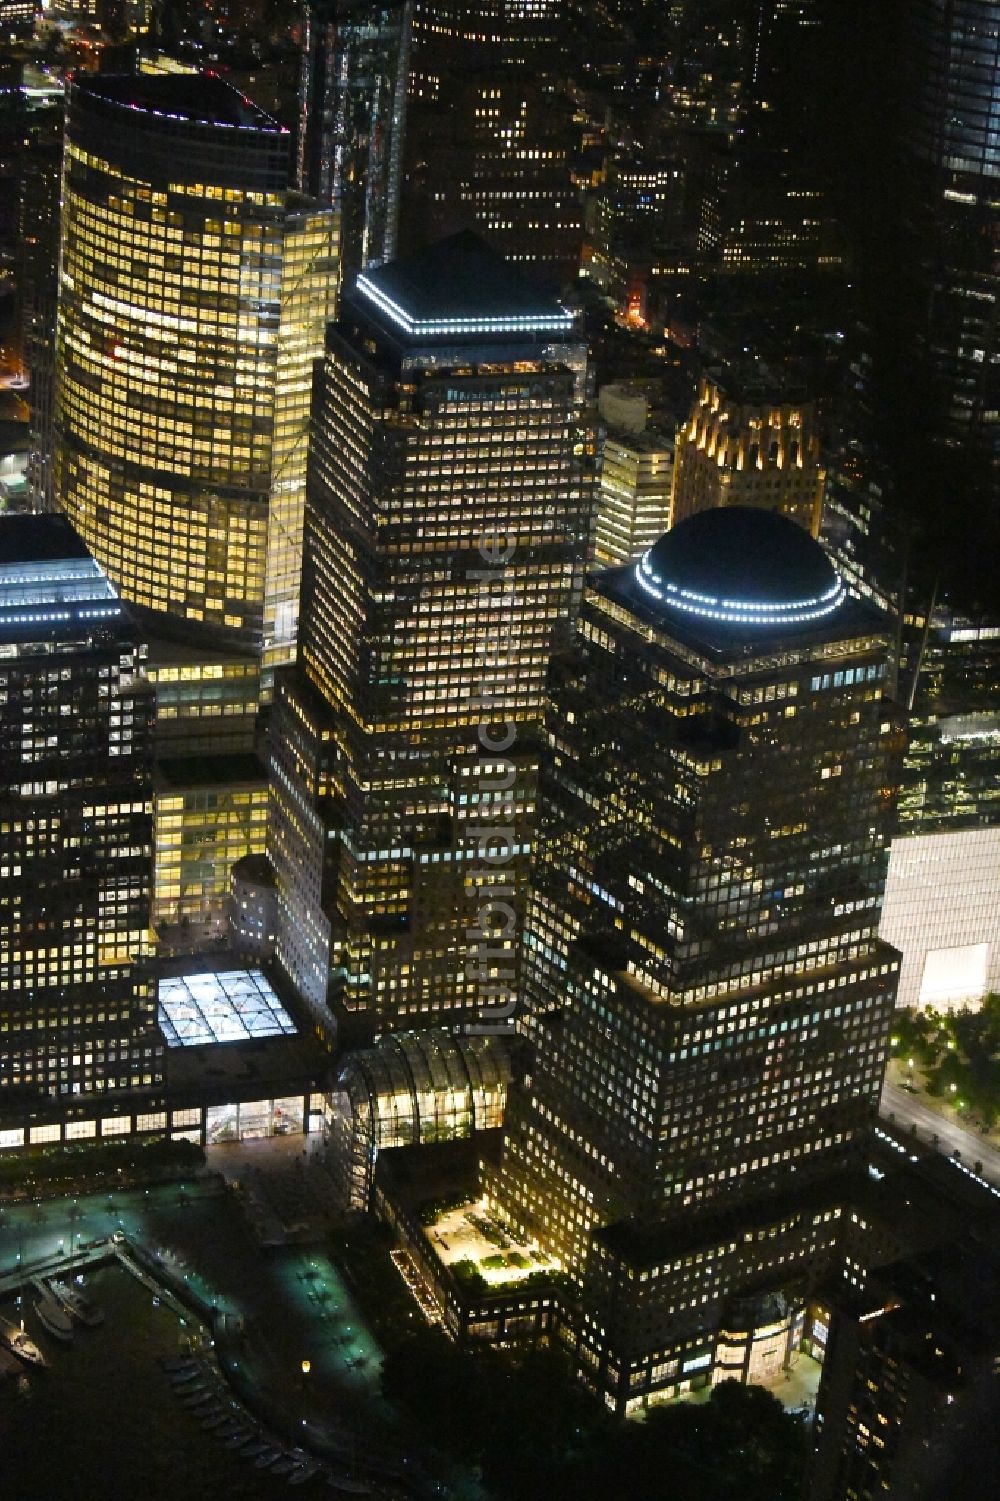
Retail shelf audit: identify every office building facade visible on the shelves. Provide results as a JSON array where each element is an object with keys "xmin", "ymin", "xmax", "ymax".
[
  {"xmin": 0, "ymin": 516, "xmax": 161, "ymax": 1140},
  {"xmin": 671, "ymin": 369, "xmax": 826, "ymax": 536},
  {"xmin": 297, "ymin": 0, "xmax": 412, "ymax": 285},
  {"xmin": 905, "ymin": 1, "xmax": 1000, "ymax": 491},
  {"xmin": 269, "ymin": 232, "xmax": 593, "ymax": 1040},
  {"xmin": 595, "ymin": 424, "xmax": 674, "ymax": 568},
  {"xmin": 402, "ymin": 0, "xmax": 582, "ymax": 287},
  {"xmin": 490, "ymin": 506, "xmax": 901, "ymax": 1412},
  {"xmin": 53, "ymin": 72, "xmax": 339, "ymax": 677}
]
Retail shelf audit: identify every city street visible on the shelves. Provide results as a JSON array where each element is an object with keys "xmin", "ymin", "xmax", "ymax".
[{"xmin": 880, "ymin": 1079, "xmax": 1000, "ymax": 1185}]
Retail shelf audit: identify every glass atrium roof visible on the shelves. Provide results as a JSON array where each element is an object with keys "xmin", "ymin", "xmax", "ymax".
[{"xmin": 158, "ymin": 969, "xmax": 297, "ymax": 1048}]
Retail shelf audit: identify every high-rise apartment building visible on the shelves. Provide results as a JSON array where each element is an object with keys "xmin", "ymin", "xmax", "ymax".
[
  {"xmin": 0, "ymin": 515, "xmax": 162, "ymax": 1141},
  {"xmin": 671, "ymin": 368, "xmax": 826, "ymax": 535},
  {"xmin": 269, "ymin": 232, "xmax": 593, "ymax": 1041},
  {"xmin": 297, "ymin": 0, "xmax": 412, "ymax": 286},
  {"xmin": 53, "ymin": 72, "xmax": 339, "ymax": 678},
  {"xmin": 490, "ymin": 505, "xmax": 901, "ymax": 1412}
]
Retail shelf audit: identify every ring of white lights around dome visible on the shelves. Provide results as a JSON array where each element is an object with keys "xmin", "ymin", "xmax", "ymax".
[{"xmin": 635, "ymin": 550, "xmax": 846, "ymax": 626}]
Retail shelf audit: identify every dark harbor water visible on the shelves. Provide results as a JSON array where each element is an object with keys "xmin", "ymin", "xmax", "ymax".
[{"xmin": 0, "ymin": 1264, "xmax": 320, "ymax": 1501}]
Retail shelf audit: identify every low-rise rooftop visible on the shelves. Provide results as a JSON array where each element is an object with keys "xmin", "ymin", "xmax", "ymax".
[{"xmin": 158, "ymin": 968, "xmax": 297, "ymax": 1048}]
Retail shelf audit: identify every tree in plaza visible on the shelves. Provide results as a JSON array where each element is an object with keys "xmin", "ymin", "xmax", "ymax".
[
  {"xmin": 381, "ymin": 1331, "xmax": 808, "ymax": 1501},
  {"xmin": 926, "ymin": 995, "xmax": 1000, "ymax": 1129}
]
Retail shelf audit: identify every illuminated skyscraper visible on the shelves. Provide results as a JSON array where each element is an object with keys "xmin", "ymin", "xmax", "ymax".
[
  {"xmin": 403, "ymin": 0, "xmax": 582, "ymax": 286},
  {"xmin": 491, "ymin": 506, "xmax": 901, "ymax": 1413},
  {"xmin": 594, "ymin": 394, "xmax": 674, "ymax": 567},
  {"xmin": 297, "ymin": 0, "xmax": 412, "ymax": 284},
  {"xmin": 671, "ymin": 368, "xmax": 826, "ymax": 536},
  {"xmin": 269, "ymin": 231, "xmax": 593, "ymax": 1041},
  {"xmin": 53, "ymin": 72, "xmax": 339, "ymax": 678},
  {"xmin": 0, "ymin": 515, "xmax": 161, "ymax": 1141}
]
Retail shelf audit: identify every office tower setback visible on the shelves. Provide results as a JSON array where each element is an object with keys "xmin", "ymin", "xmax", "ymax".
[
  {"xmin": 671, "ymin": 368, "xmax": 826, "ymax": 535},
  {"xmin": 269, "ymin": 231, "xmax": 593, "ymax": 1040},
  {"xmin": 53, "ymin": 72, "xmax": 339, "ymax": 678},
  {"xmin": 0, "ymin": 516, "xmax": 161, "ymax": 1138},
  {"xmin": 595, "ymin": 398, "xmax": 674, "ymax": 567},
  {"xmin": 297, "ymin": 0, "xmax": 411, "ymax": 286},
  {"xmin": 490, "ymin": 505, "xmax": 901, "ymax": 1412}
]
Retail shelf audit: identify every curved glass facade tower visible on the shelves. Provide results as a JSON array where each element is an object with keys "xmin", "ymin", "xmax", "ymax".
[{"xmin": 54, "ymin": 73, "xmax": 339, "ymax": 674}]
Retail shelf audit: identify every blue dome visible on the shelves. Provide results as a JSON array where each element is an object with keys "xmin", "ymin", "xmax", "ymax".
[{"xmin": 635, "ymin": 507, "xmax": 844, "ymax": 629}]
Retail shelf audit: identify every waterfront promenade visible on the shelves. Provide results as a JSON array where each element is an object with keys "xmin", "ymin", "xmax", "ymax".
[{"xmin": 0, "ymin": 1172, "xmax": 395, "ymax": 1465}]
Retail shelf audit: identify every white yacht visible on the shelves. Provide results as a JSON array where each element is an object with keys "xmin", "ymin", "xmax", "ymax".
[
  {"xmin": 50, "ymin": 1278, "xmax": 105, "ymax": 1327},
  {"xmin": 32, "ymin": 1284, "xmax": 74, "ymax": 1343}
]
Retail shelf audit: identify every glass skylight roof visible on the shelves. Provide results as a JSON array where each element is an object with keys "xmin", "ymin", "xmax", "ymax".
[{"xmin": 158, "ymin": 969, "xmax": 297, "ymax": 1048}]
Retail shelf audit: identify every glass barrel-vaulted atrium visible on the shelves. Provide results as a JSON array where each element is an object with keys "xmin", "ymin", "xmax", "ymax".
[
  {"xmin": 490, "ymin": 506, "xmax": 902, "ymax": 1414},
  {"xmin": 329, "ymin": 1028, "xmax": 512, "ymax": 1208},
  {"xmin": 53, "ymin": 72, "xmax": 339, "ymax": 673}
]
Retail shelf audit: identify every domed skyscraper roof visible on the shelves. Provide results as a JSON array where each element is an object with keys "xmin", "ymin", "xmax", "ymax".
[{"xmin": 634, "ymin": 507, "xmax": 845, "ymax": 630}]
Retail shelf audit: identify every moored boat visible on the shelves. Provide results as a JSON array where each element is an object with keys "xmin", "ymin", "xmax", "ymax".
[
  {"xmin": 289, "ymin": 1460, "xmax": 321, "ymax": 1486},
  {"xmin": 162, "ymin": 1355, "xmax": 196, "ymax": 1372},
  {"xmin": 224, "ymin": 1429, "xmax": 255, "ymax": 1449},
  {"xmin": 0, "ymin": 1318, "xmax": 47, "ymax": 1369},
  {"xmin": 49, "ymin": 1279, "xmax": 105, "ymax": 1327},
  {"xmin": 32, "ymin": 1286, "xmax": 74, "ymax": 1343}
]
